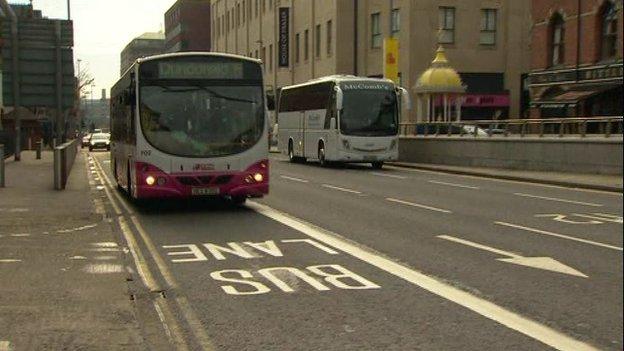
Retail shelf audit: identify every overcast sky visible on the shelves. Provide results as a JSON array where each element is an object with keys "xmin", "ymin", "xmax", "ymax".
[{"xmin": 28, "ymin": 0, "xmax": 176, "ymax": 99}]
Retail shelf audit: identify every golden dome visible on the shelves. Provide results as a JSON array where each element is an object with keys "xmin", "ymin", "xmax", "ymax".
[{"xmin": 414, "ymin": 46, "xmax": 466, "ymax": 93}]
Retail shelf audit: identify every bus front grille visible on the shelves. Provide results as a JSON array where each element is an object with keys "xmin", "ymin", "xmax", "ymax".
[{"xmin": 177, "ymin": 176, "xmax": 201, "ymax": 186}]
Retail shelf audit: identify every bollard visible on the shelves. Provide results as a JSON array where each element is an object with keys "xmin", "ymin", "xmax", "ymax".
[
  {"xmin": 36, "ymin": 140, "xmax": 42, "ymax": 159},
  {"xmin": 0, "ymin": 144, "xmax": 5, "ymax": 188}
]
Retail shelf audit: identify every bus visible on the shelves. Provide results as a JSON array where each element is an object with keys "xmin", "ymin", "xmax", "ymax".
[
  {"xmin": 277, "ymin": 75, "xmax": 410, "ymax": 169},
  {"xmin": 110, "ymin": 52, "xmax": 269, "ymax": 203}
]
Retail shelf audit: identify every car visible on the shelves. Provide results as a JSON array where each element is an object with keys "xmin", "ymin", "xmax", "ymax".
[
  {"xmin": 88, "ymin": 133, "xmax": 110, "ymax": 151},
  {"xmin": 81, "ymin": 133, "xmax": 92, "ymax": 148},
  {"xmin": 416, "ymin": 123, "xmax": 489, "ymax": 136}
]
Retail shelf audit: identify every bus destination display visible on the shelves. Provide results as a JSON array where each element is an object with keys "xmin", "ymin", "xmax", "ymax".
[{"xmin": 158, "ymin": 61, "xmax": 244, "ymax": 80}]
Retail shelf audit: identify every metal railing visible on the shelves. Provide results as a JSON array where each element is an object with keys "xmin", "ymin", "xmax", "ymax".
[
  {"xmin": 399, "ymin": 116, "xmax": 624, "ymax": 138},
  {"xmin": 54, "ymin": 139, "xmax": 79, "ymax": 190}
]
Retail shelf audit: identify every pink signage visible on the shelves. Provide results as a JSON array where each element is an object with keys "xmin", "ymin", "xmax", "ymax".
[
  {"xmin": 462, "ymin": 94, "xmax": 510, "ymax": 107},
  {"xmin": 434, "ymin": 94, "xmax": 510, "ymax": 107}
]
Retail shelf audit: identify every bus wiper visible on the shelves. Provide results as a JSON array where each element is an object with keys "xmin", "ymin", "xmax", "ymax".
[{"xmin": 189, "ymin": 84, "xmax": 256, "ymax": 104}]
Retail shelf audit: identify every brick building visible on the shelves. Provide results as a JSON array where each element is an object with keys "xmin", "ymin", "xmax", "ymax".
[
  {"xmin": 164, "ymin": 0, "xmax": 212, "ymax": 53},
  {"xmin": 528, "ymin": 0, "xmax": 623, "ymax": 117},
  {"xmin": 210, "ymin": 0, "xmax": 531, "ymax": 121}
]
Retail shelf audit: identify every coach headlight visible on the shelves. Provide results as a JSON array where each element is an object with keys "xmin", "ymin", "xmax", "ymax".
[{"xmin": 253, "ymin": 173, "xmax": 264, "ymax": 182}]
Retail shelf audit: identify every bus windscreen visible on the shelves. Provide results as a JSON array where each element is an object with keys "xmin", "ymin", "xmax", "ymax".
[{"xmin": 138, "ymin": 56, "xmax": 265, "ymax": 158}]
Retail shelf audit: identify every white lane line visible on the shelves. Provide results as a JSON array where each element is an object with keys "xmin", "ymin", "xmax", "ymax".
[
  {"xmin": 0, "ymin": 341, "xmax": 13, "ymax": 351},
  {"xmin": 371, "ymin": 172, "xmax": 407, "ymax": 179},
  {"xmin": 513, "ymin": 193, "xmax": 603, "ymax": 207},
  {"xmin": 248, "ymin": 202, "xmax": 599, "ymax": 351},
  {"xmin": 495, "ymin": 221, "xmax": 623, "ymax": 251},
  {"xmin": 280, "ymin": 175, "xmax": 309, "ymax": 183},
  {"xmin": 0, "ymin": 259, "xmax": 21, "ymax": 263},
  {"xmin": 428, "ymin": 180, "xmax": 480, "ymax": 190},
  {"xmin": 386, "ymin": 197, "xmax": 452, "ymax": 214},
  {"xmin": 321, "ymin": 184, "xmax": 362, "ymax": 194}
]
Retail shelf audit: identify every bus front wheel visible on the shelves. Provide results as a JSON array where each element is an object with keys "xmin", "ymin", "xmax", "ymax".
[
  {"xmin": 288, "ymin": 140, "xmax": 296, "ymax": 163},
  {"xmin": 371, "ymin": 161, "xmax": 384, "ymax": 170}
]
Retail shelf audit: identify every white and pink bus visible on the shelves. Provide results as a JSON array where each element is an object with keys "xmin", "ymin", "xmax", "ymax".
[{"xmin": 110, "ymin": 52, "xmax": 269, "ymax": 204}]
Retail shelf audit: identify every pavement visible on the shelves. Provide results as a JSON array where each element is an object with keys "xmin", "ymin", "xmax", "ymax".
[
  {"xmin": 0, "ymin": 151, "xmax": 152, "ymax": 350},
  {"xmin": 389, "ymin": 162, "xmax": 623, "ymax": 193}
]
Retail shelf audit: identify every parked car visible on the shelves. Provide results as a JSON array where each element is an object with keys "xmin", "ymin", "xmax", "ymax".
[
  {"xmin": 415, "ymin": 123, "xmax": 488, "ymax": 136},
  {"xmin": 88, "ymin": 133, "xmax": 110, "ymax": 151},
  {"xmin": 81, "ymin": 133, "xmax": 92, "ymax": 148}
]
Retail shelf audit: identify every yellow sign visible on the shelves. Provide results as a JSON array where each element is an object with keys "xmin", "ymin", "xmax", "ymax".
[{"xmin": 383, "ymin": 37, "xmax": 399, "ymax": 84}]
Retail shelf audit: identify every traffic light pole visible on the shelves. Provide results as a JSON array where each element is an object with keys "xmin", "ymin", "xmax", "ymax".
[{"xmin": 1, "ymin": 0, "xmax": 22, "ymax": 161}]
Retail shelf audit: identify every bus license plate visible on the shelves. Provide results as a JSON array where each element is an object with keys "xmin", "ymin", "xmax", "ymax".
[{"xmin": 192, "ymin": 187, "xmax": 220, "ymax": 196}]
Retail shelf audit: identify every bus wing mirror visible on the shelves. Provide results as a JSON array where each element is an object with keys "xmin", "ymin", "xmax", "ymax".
[
  {"xmin": 399, "ymin": 87, "xmax": 412, "ymax": 110},
  {"xmin": 330, "ymin": 117, "xmax": 337, "ymax": 130},
  {"xmin": 335, "ymin": 87, "xmax": 344, "ymax": 110}
]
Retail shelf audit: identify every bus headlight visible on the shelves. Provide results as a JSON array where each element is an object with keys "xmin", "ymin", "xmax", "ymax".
[
  {"xmin": 145, "ymin": 176, "xmax": 156, "ymax": 186},
  {"xmin": 341, "ymin": 139, "xmax": 350, "ymax": 150},
  {"xmin": 253, "ymin": 173, "xmax": 264, "ymax": 182},
  {"xmin": 157, "ymin": 177, "xmax": 167, "ymax": 186}
]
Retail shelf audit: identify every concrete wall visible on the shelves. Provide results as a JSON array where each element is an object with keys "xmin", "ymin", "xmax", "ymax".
[{"xmin": 399, "ymin": 136, "xmax": 623, "ymax": 175}]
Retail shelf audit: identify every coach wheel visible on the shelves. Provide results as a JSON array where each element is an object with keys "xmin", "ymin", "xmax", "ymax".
[
  {"xmin": 288, "ymin": 140, "xmax": 296, "ymax": 162},
  {"xmin": 318, "ymin": 143, "xmax": 328, "ymax": 167},
  {"xmin": 371, "ymin": 161, "xmax": 384, "ymax": 170}
]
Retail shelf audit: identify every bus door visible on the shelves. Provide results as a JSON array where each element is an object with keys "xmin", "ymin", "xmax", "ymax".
[{"xmin": 298, "ymin": 111, "xmax": 306, "ymax": 157}]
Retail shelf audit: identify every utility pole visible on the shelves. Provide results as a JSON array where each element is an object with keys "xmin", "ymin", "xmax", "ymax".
[
  {"xmin": 389, "ymin": 0, "xmax": 394, "ymax": 38},
  {"xmin": 0, "ymin": 0, "xmax": 22, "ymax": 161},
  {"xmin": 67, "ymin": 0, "xmax": 71, "ymax": 20}
]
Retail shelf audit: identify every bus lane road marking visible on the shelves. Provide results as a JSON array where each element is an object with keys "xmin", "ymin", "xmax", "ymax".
[
  {"xmin": 535, "ymin": 212, "xmax": 623, "ymax": 225},
  {"xmin": 161, "ymin": 238, "xmax": 379, "ymax": 295},
  {"xmin": 513, "ymin": 193, "xmax": 603, "ymax": 207},
  {"xmin": 386, "ymin": 197, "xmax": 452, "ymax": 214},
  {"xmin": 437, "ymin": 235, "xmax": 587, "ymax": 277},
  {"xmin": 247, "ymin": 201, "xmax": 600, "ymax": 351},
  {"xmin": 495, "ymin": 221, "xmax": 623, "ymax": 251}
]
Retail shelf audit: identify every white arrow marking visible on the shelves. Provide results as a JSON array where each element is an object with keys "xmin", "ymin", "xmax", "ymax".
[{"xmin": 437, "ymin": 235, "xmax": 588, "ymax": 278}]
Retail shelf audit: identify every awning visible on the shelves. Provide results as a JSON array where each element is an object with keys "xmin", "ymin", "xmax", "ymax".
[{"xmin": 531, "ymin": 84, "xmax": 620, "ymax": 107}]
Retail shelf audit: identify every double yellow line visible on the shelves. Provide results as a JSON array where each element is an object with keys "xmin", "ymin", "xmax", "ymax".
[{"xmin": 90, "ymin": 154, "xmax": 214, "ymax": 351}]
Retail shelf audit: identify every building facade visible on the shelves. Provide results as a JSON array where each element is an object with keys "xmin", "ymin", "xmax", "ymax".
[
  {"xmin": 165, "ymin": 0, "xmax": 212, "ymax": 52},
  {"xmin": 210, "ymin": 0, "xmax": 531, "ymax": 121},
  {"xmin": 528, "ymin": 0, "xmax": 623, "ymax": 117},
  {"xmin": 120, "ymin": 32, "xmax": 166, "ymax": 75}
]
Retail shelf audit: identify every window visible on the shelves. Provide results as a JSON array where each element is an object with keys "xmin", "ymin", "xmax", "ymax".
[
  {"xmin": 261, "ymin": 46, "xmax": 266, "ymax": 65},
  {"xmin": 550, "ymin": 13, "xmax": 565, "ymax": 66},
  {"xmin": 315, "ymin": 24, "xmax": 321, "ymax": 58},
  {"xmin": 391, "ymin": 9, "xmax": 400, "ymax": 37},
  {"xmin": 255, "ymin": 0, "xmax": 258, "ymax": 18},
  {"xmin": 295, "ymin": 33, "xmax": 300, "ymax": 63},
  {"xmin": 600, "ymin": 1, "xmax": 618, "ymax": 60},
  {"xmin": 262, "ymin": 0, "xmax": 266, "ymax": 13},
  {"xmin": 304, "ymin": 29, "xmax": 309, "ymax": 60},
  {"xmin": 242, "ymin": 1, "xmax": 245, "ymax": 22},
  {"xmin": 371, "ymin": 13, "xmax": 381, "ymax": 48},
  {"xmin": 237, "ymin": 4, "xmax": 240, "ymax": 27},
  {"xmin": 327, "ymin": 20, "xmax": 333, "ymax": 55},
  {"xmin": 231, "ymin": 9, "xmax": 235, "ymax": 29},
  {"xmin": 480, "ymin": 9, "xmax": 497, "ymax": 45},
  {"xmin": 438, "ymin": 7, "xmax": 455, "ymax": 44},
  {"xmin": 269, "ymin": 44, "xmax": 273, "ymax": 71},
  {"xmin": 255, "ymin": 50, "xmax": 258, "ymax": 58}
]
